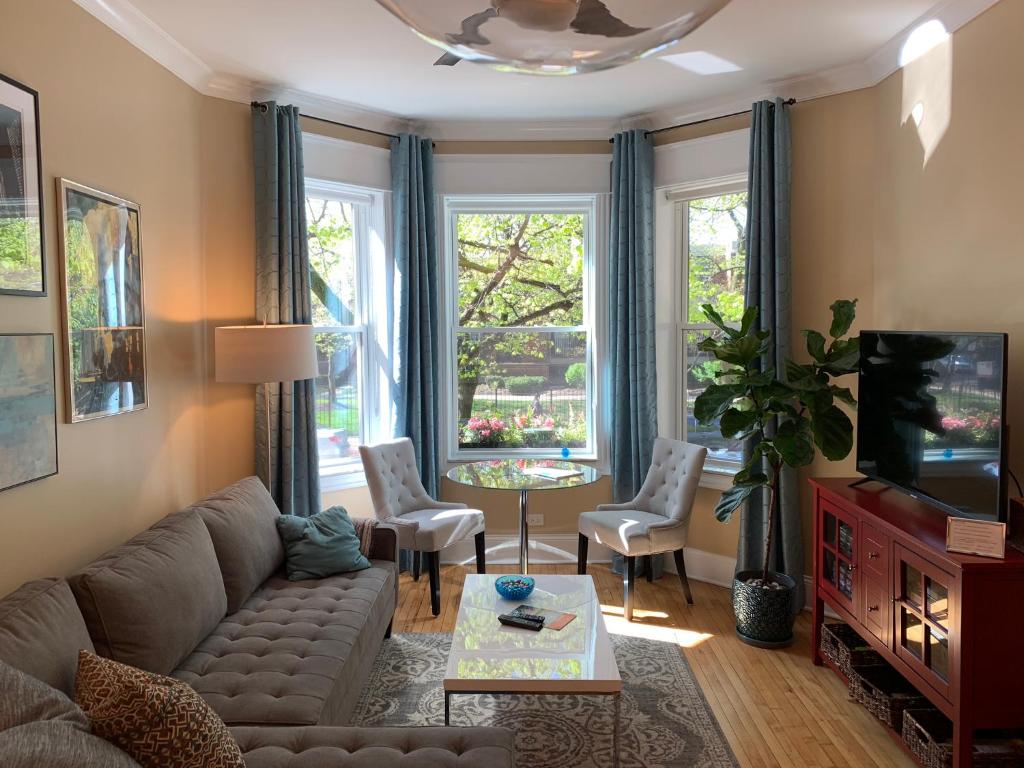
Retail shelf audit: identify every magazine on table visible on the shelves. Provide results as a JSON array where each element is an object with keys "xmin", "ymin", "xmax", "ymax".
[
  {"xmin": 521, "ymin": 467, "xmax": 583, "ymax": 481},
  {"xmin": 511, "ymin": 604, "xmax": 577, "ymax": 631}
]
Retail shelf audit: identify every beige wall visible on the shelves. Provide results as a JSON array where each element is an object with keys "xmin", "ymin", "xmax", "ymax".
[{"xmin": 0, "ymin": 1, "xmax": 209, "ymax": 596}]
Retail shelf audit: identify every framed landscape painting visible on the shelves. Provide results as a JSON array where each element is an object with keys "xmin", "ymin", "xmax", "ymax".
[
  {"xmin": 57, "ymin": 179, "xmax": 147, "ymax": 422},
  {"xmin": 0, "ymin": 334, "xmax": 58, "ymax": 492},
  {"xmin": 0, "ymin": 74, "xmax": 45, "ymax": 296}
]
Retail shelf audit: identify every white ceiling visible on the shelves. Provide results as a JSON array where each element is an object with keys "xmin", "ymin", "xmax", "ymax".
[{"xmin": 76, "ymin": 0, "xmax": 998, "ymax": 139}]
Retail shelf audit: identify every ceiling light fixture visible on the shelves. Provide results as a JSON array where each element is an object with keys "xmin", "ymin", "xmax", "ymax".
[{"xmin": 375, "ymin": 0, "xmax": 732, "ymax": 75}]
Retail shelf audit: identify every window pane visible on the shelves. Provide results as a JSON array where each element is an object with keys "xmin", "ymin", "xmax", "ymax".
[
  {"xmin": 315, "ymin": 332, "xmax": 362, "ymax": 472},
  {"xmin": 687, "ymin": 194, "xmax": 747, "ymax": 324},
  {"xmin": 307, "ymin": 198, "xmax": 358, "ymax": 326},
  {"xmin": 456, "ymin": 213, "xmax": 585, "ymax": 328},
  {"xmin": 684, "ymin": 330, "xmax": 743, "ymax": 464},
  {"xmin": 456, "ymin": 331, "xmax": 588, "ymax": 451}
]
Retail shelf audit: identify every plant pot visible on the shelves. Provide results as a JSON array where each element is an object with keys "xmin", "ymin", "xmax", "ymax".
[{"xmin": 732, "ymin": 570, "xmax": 797, "ymax": 648}]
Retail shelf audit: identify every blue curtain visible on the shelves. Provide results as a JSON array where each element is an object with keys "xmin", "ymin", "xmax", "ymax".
[
  {"xmin": 609, "ymin": 129, "xmax": 658, "ymax": 503},
  {"xmin": 739, "ymin": 98, "xmax": 803, "ymax": 611},
  {"xmin": 252, "ymin": 101, "xmax": 321, "ymax": 517},
  {"xmin": 391, "ymin": 134, "xmax": 441, "ymax": 497}
]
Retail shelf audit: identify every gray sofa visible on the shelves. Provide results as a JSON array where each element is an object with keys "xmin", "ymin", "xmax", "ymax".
[{"xmin": 0, "ymin": 477, "xmax": 513, "ymax": 767}]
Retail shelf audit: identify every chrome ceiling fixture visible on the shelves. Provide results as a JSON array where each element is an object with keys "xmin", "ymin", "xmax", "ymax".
[{"xmin": 375, "ymin": 0, "xmax": 731, "ymax": 75}]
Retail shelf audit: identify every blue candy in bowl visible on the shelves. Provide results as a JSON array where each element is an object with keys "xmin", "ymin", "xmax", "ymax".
[{"xmin": 495, "ymin": 575, "xmax": 535, "ymax": 601}]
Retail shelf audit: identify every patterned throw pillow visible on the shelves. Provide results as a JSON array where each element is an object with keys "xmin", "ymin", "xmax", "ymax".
[{"xmin": 73, "ymin": 651, "xmax": 244, "ymax": 768}]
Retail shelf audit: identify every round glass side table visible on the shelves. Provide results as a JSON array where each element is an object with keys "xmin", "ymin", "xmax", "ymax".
[{"xmin": 446, "ymin": 459, "xmax": 601, "ymax": 574}]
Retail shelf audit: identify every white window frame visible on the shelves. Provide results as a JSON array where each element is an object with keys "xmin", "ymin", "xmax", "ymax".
[
  {"xmin": 672, "ymin": 174, "xmax": 749, "ymax": 483},
  {"xmin": 441, "ymin": 194, "xmax": 602, "ymax": 462},
  {"xmin": 305, "ymin": 178, "xmax": 389, "ymax": 490}
]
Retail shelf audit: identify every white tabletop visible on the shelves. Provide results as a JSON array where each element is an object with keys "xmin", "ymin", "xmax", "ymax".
[{"xmin": 444, "ymin": 574, "xmax": 622, "ymax": 695}]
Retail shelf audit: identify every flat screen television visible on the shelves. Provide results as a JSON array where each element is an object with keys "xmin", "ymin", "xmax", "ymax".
[{"xmin": 856, "ymin": 330, "xmax": 1009, "ymax": 522}]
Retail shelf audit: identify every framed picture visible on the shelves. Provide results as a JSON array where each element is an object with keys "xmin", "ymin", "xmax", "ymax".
[
  {"xmin": 0, "ymin": 333, "xmax": 58, "ymax": 492},
  {"xmin": 0, "ymin": 74, "xmax": 45, "ymax": 296},
  {"xmin": 56, "ymin": 179, "xmax": 147, "ymax": 422}
]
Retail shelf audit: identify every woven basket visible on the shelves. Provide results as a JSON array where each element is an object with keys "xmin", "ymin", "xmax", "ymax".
[
  {"xmin": 820, "ymin": 623, "xmax": 883, "ymax": 677},
  {"xmin": 849, "ymin": 664, "xmax": 928, "ymax": 730},
  {"xmin": 903, "ymin": 709, "xmax": 1024, "ymax": 768}
]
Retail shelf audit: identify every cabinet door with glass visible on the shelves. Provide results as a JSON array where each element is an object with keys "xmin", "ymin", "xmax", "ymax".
[
  {"xmin": 893, "ymin": 545, "xmax": 955, "ymax": 700},
  {"xmin": 818, "ymin": 503, "xmax": 859, "ymax": 614}
]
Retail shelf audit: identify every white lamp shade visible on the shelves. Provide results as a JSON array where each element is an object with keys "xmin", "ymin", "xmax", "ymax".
[{"xmin": 215, "ymin": 325, "xmax": 319, "ymax": 384}]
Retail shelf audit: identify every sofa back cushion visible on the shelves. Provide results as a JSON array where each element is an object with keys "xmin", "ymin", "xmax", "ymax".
[
  {"xmin": 0, "ymin": 660, "xmax": 140, "ymax": 768},
  {"xmin": 68, "ymin": 511, "xmax": 227, "ymax": 676},
  {"xmin": 187, "ymin": 477, "xmax": 284, "ymax": 612},
  {"xmin": 0, "ymin": 579, "xmax": 94, "ymax": 696}
]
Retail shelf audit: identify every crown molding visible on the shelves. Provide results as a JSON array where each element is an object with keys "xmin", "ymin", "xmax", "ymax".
[{"xmin": 73, "ymin": 0, "xmax": 1001, "ymax": 141}]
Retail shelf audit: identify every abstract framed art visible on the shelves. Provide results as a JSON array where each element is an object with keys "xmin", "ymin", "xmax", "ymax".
[
  {"xmin": 0, "ymin": 73, "xmax": 45, "ymax": 296},
  {"xmin": 56, "ymin": 179, "xmax": 147, "ymax": 423},
  {"xmin": 0, "ymin": 333, "xmax": 58, "ymax": 492}
]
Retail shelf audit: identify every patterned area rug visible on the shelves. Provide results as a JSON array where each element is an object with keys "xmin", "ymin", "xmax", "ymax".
[{"xmin": 352, "ymin": 633, "xmax": 738, "ymax": 768}]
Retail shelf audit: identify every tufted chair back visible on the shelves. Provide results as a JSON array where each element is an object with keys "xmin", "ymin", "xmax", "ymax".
[
  {"xmin": 359, "ymin": 439, "xmax": 435, "ymax": 522},
  {"xmin": 631, "ymin": 438, "xmax": 707, "ymax": 522}
]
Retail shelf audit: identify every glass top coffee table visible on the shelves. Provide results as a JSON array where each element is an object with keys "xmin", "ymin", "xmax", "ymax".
[
  {"xmin": 446, "ymin": 459, "xmax": 601, "ymax": 574},
  {"xmin": 444, "ymin": 574, "xmax": 622, "ymax": 766}
]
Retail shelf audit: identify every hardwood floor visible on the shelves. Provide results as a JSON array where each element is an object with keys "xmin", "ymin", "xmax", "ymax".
[{"xmin": 393, "ymin": 563, "xmax": 914, "ymax": 768}]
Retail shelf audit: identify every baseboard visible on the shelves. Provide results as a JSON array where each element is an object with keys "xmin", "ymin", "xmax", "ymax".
[{"xmin": 441, "ymin": 534, "xmax": 827, "ymax": 614}]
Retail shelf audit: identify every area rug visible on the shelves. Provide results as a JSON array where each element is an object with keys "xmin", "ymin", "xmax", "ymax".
[{"xmin": 352, "ymin": 633, "xmax": 738, "ymax": 768}]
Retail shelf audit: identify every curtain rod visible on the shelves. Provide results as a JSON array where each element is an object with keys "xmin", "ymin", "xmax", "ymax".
[
  {"xmin": 250, "ymin": 101, "xmax": 400, "ymax": 141},
  {"xmin": 609, "ymin": 98, "xmax": 797, "ymax": 143}
]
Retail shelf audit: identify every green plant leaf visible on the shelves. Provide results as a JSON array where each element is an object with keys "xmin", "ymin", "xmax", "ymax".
[
  {"xmin": 701, "ymin": 304, "xmax": 739, "ymax": 338},
  {"xmin": 823, "ymin": 337, "xmax": 861, "ymax": 375},
  {"xmin": 811, "ymin": 405, "xmax": 855, "ymax": 461},
  {"xmin": 830, "ymin": 386, "xmax": 857, "ymax": 407},
  {"xmin": 804, "ymin": 330, "xmax": 828, "ymax": 363},
  {"xmin": 714, "ymin": 483, "xmax": 760, "ymax": 523},
  {"xmin": 775, "ymin": 418, "xmax": 815, "ymax": 467},
  {"xmin": 694, "ymin": 384, "xmax": 742, "ymax": 425},
  {"xmin": 738, "ymin": 305, "xmax": 760, "ymax": 337},
  {"xmin": 720, "ymin": 408, "xmax": 759, "ymax": 439},
  {"xmin": 785, "ymin": 360, "xmax": 819, "ymax": 390},
  {"xmin": 829, "ymin": 299, "xmax": 858, "ymax": 338}
]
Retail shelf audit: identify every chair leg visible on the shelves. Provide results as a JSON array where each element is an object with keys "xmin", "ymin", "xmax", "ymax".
[
  {"xmin": 412, "ymin": 551, "xmax": 421, "ymax": 582},
  {"xmin": 427, "ymin": 551, "xmax": 442, "ymax": 617},
  {"xmin": 475, "ymin": 532, "xmax": 486, "ymax": 574},
  {"xmin": 577, "ymin": 533, "xmax": 589, "ymax": 575},
  {"xmin": 624, "ymin": 556, "xmax": 636, "ymax": 621},
  {"xmin": 645, "ymin": 555, "xmax": 654, "ymax": 583},
  {"xmin": 673, "ymin": 549, "xmax": 694, "ymax": 605}
]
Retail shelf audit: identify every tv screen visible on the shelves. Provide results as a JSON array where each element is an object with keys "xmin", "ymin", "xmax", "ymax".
[{"xmin": 856, "ymin": 331, "xmax": 1008, "ymax": 521}]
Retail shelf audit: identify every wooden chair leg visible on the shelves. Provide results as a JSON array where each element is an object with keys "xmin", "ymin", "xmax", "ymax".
[
  {"xmin": 645, "ymin": 555, "xmax": 654, "ymax": 583},
  {"xmin": 475, "ymin": 532, "xmax": 486, "ymax": 574},
  {"xmin": 673, "ymin": 549, "xmax": 694, "ymax": 605},
  {"xmin": 412, "ymin": 551, "xmax": 421, "ymax": 582},
  {"xmin": 577, "ymin": 533, "xmax": 589, "ymax": 575},
  {"xmin": 427, "ymin": 551, "xmax": 441, "ymax": 617},
  {"xmin": 624, "ymin": 555, "xmax": 636, "ymax": 622}
]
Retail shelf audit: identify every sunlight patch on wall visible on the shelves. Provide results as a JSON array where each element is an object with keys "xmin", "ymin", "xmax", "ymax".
[
  {"xmin": 660, "ymin": 51, "xmax": 742, "ymax": 75},
  {"xmin": 899, "ymin": 20, "xmax": 952, "ymax": 166}
]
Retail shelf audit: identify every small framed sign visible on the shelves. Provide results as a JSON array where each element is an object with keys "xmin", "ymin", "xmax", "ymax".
[{"xmin": 946, "ymin": 517, "xmax": 1007, "ymax": 559}]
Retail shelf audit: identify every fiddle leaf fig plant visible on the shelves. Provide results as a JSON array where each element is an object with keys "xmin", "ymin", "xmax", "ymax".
[{"xmin": 694, "ymin": 299, "xmax": 860, "ymax": 586}]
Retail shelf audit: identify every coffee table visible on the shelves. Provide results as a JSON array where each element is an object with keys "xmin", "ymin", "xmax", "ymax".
[{"xmin": 444, "ymin": 574, "xmax": 622, "ymax": 767}]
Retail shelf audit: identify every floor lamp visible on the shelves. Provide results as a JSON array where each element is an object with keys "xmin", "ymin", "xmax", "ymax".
[{"xmin": 214, "ymin": 324, "xmax": 319, "ymax": 490}]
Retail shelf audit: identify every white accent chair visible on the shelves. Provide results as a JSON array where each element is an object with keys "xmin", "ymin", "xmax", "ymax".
[
  {"xmin": 578, "ymin": 437, "xmax": 707, "ymax": 621},
  {"xmin": 359, "ymin": 438, "xmax": 486, "ymax": 616}
]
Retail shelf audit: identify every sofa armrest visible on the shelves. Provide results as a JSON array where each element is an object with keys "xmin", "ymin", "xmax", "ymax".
[{"xmin": 368, "ymin": 523, "xmax": 399, "ymax": 563}]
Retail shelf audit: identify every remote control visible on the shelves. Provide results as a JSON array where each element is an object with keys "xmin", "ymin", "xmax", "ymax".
[
  {"xmin": 498, "ymin": 613, "xmax": 544, "ymax": 631},
  {"xmin": 511, "ymin": 612, "xmax": 546, "ymax": 624}
]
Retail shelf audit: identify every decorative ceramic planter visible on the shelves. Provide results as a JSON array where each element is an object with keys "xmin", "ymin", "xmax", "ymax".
[{"xmin": 732, "ymin": 570, "xmax": 797, "ymax": 648}]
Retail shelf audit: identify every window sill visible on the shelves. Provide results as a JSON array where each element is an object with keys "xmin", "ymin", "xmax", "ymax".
[
  {"xmin": 320, "ymin": 470, "xmax": 367, "ymax": 493},
  {"xmin": 700, "ymin": 467, "xmax": 739, "ymax": 491}
]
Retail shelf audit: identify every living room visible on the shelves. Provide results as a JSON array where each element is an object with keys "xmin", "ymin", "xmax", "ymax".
[{"xmin": 0, "ymin": 1, "xmax": 1021, "ymax": 767}]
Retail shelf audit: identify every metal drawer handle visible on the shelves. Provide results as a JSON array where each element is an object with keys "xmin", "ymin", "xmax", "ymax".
[
  {"xmin": 867, "ymin": 552, "xmax": 879, "ymax": 560},
  {"xmin": 867, "ymin": 605, "xmax": 879, "ymax": 613}
]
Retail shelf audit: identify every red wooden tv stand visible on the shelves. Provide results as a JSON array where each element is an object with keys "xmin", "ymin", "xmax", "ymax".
[{"xmin": 810, "ymin": 478, "xmax": 1024, "ymax": 768}]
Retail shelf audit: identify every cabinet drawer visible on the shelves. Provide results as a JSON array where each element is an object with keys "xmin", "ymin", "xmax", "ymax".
[
  {"xmin": 862, "ymin": 575, "xmax": 888, "ymax": 643},
  {"xmin": 861, "ymin": 521, "xmax": 889, "ymax": 579}
]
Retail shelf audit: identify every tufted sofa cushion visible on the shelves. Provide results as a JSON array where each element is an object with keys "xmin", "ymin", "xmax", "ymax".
[
  {"xmin": 0, "ymin": 579, "xmax": 94, "ymax": 696},
  {"xmin": 68, "ymin": 511, "xmax": 228, "ymax": 677},
  {"xmin": 172, "ymin": 561, "xmax": 396, "ymax": 728},
  {"xmin": 232, "ymin": 726, "xmax": 515, "ymax": 768},
  {"xmin": 188, "ymin": 477, "xmax": 285, "ymax": 613}
]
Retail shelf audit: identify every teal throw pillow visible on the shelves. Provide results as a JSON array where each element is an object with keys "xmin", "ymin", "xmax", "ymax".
[{"xmin": 276, "ymin": 506, "xmax": 371, "ymax": 581}]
